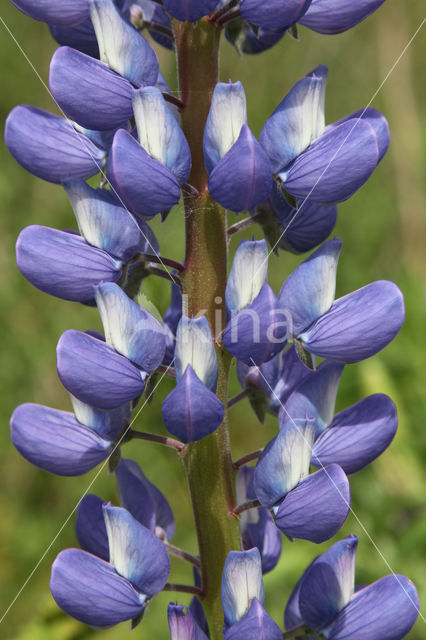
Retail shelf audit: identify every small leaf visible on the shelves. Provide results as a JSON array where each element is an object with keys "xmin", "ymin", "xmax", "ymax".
[{"xmin": 294, "ymin": 339, "xmax": 316, "ymax": 371}]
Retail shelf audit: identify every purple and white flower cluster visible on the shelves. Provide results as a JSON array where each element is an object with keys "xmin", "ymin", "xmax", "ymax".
[{"xmin": 5, "ymin": 0, "xmax": 420, "ymax": 638}]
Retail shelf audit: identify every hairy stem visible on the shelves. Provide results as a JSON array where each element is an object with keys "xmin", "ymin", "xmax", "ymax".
[{"xmin": 174, "ymin": 17, "xmax": 241, "ymax": 640}]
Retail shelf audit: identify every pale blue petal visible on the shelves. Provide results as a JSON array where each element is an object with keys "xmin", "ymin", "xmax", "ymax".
[
  {"xmin": 174, "ymin": 316, "xmax": 218, "ymax": 391},
  {"xmin": 260, "ymin": 66, "xmax": 327, "ymax": 173},
  {"xmin": 204, "ymin": 81, "xmax": 247, "ymax": 174},
  {"xmin": 253, "ymin": 419, "xmax": 315, "ymax": 508},
  {"xmin": 226, "ymin": 239, "xmax": 268, "ymax": 316},
  {"xmin": 221, "ymin": 548, "xmax": 265, "ymax": 627},
  {"xmin": 63, "ymin": 179, "xmax": 142, "ymax": 261},
  {"xmin": 284, "ymin": 361, "xmax": 344, "ymax": 437},
  {"xmin": 278, "ymin": 237, "xmax": 342, "ymax": 336},
  {"xmin": 89, "ymin": 0, "xmax": 159, "ymax": 87},
  {"xmin": 133, "ymin": 86, "xmax": 191, "ymax": 183},
  {"xmin": 103, "ymin": 504, "xmax": 170, "ymax": 595},
  {"xmin": 95, "ymin": 282, "xmax": 166, "ymax": 371}
]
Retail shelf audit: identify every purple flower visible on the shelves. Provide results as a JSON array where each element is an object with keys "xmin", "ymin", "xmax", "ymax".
[
  {"xmin": 253, "ymin": 418, "xmax": 350, "ymax": 542},
  {"xmin": 278, "ymin": 238, "xmax": 405, "ymax": 363},
  {"xmin": 76, "ymin": 458, "xmax": 175, "ymax": 557},
  {"xmin": 10, "ymin": 399, "xmax": 129, "ymax": 476},
  {"xmin": 204, "ymin": 82, "xmax": 273, "ymax": 212},
  {"xmin": 223, "ymin": 240, "xmax": 287, "ymax": 364},
  {"xmin": 115, "ymin": 458, "xmax": 175, "ymax": 541},
  {"xmin": 108, "ymin": 87, "xmax": 190, "ymax": 217},
  {"xmin": 257, "ymin": 183, "xmax": 337, "ymax": 254},
  {"xmin": 283, "ymin": 362, "xmax": 398, "ymax": 474},
  {"xmin": 162, "ymin": 316, "xmax": 224, "ymax": 442},
  {"xmin": 260, "ymin": 66, "xmax": 389, "ymax": 203},
  {"xmin": 50, "ymin": 505, "xmax": 170, "ymax": 627},
  {"xmin": 285, "ymin": 535, "xmax": 420, "ymax": 640},
  {"xmin": 49, "ymin": 18, "xmax": 100, "ymax": 57}
]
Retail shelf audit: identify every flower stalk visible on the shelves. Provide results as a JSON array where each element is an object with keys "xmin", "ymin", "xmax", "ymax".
[{"xmin": 173, "ymin": 17, "xmax": 241, "ymax": 639}]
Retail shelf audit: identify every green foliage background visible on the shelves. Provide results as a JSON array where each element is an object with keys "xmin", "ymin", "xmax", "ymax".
[{"xmin": 0, "ymin": 1, "xmax": 425, "ymax": 638}]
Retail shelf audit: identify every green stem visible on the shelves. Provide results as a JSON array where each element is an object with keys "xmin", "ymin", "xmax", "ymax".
[{"xmin": 173, "ymin": 17, "xmax": 241, "ymax": 640}]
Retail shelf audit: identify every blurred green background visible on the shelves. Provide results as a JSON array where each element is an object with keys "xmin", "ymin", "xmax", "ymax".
[{"xmin": 1, "ymin": 1, "xmax": 425, "ymax": 638}]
